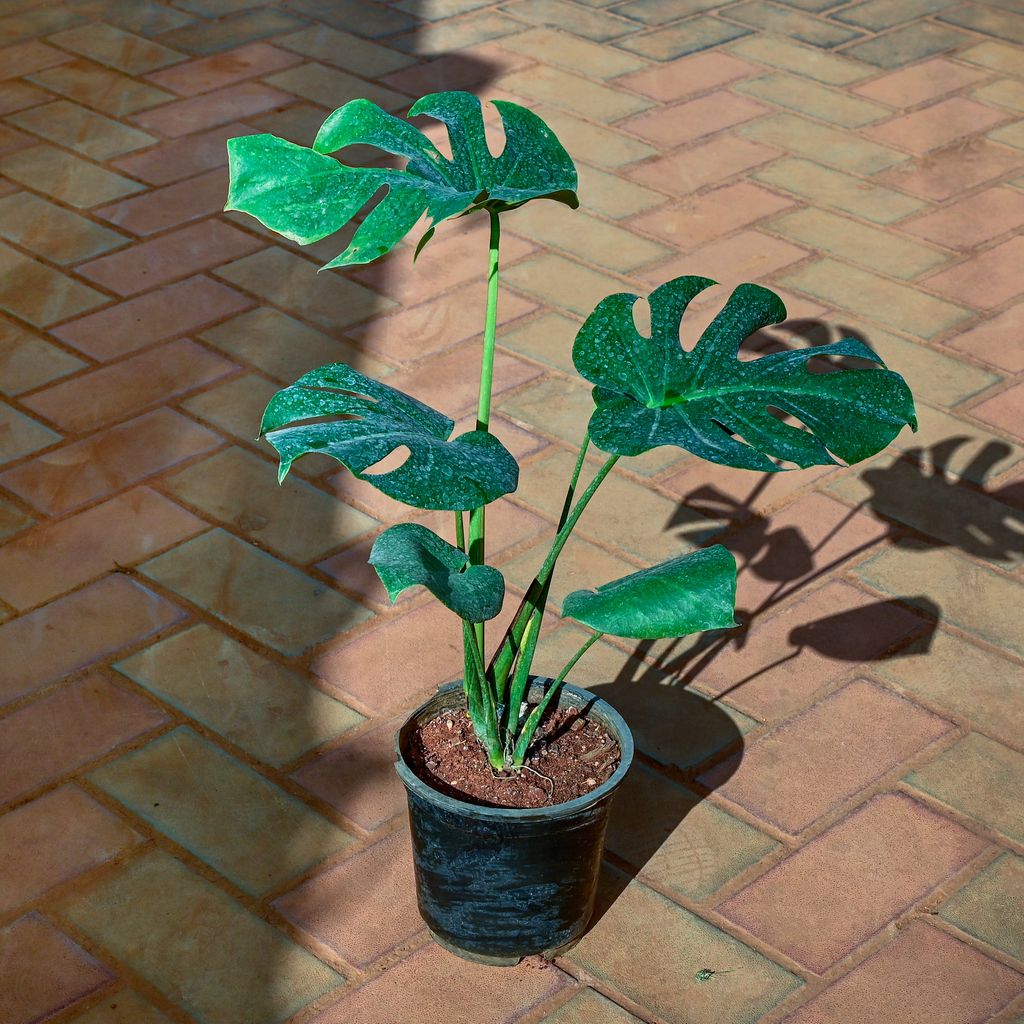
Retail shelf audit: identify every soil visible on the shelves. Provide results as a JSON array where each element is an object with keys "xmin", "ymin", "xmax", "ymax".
[{"xmin": 408, "ymin": 704, "xmax": 621, "ymax": 809}]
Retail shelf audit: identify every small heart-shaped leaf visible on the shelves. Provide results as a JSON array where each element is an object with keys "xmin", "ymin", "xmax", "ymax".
[{"xmin": 370, "ymin": 523, "xmax": 504, "ymax": 622}]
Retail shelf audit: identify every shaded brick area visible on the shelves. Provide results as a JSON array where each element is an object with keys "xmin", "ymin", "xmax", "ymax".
[{"xmin": 0, "ymin": 2, "xmax": 1021, "ymax": 1023}]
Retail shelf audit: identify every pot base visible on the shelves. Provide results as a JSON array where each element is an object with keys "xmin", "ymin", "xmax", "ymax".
[{"xmin": 427, "ymin": 927, "xmax": 583, "ymax": 967}]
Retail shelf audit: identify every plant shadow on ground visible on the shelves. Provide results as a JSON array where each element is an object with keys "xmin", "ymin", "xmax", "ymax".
[{"xmin": 585, "ymin": 319, "xmax": 979, "ymax": 934}]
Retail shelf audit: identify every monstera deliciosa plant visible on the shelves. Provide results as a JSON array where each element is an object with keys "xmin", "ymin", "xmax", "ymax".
[{"xmin": 226, "ymin": 90, "xmax": 916, "ymax": 775}]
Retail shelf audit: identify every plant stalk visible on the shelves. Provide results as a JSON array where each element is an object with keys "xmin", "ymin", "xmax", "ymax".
[{"xmin": 468, "ymin": 209, "xmax": 501, "ymax": 655}]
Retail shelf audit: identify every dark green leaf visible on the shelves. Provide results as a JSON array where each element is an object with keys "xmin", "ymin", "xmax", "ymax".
[
  {"xmin": 225, "ymin": 91, "xmax": 578, "ymax": 269},
  {"xmin": 369, "ymin": 523, "xmax": 504, "ymax": 622},
  {"xmin": 562, "ymin": 546, "xmax": 738, "ymax": 639},
  {"xmin": 260, "ymin": 363, "xmax": 519, "ymax": 511},
  {"xmin": 573, "ymin": 277, "xmax": 917, "ymax": 472}
]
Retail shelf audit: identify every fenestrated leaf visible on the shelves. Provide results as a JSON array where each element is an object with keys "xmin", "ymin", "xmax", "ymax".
[
  {"xmin": 573, "ymin": 277, "xmax": 917, "ymax": 473},
  {"xmin": 563, "ymin": 546, "xmax": 738, "ymax": 640},
  {"xmin": 225, "ymin": 90, "xmax": 578, "ymax": 270},
  {"xmin": 369, "ymin": 523, "xmax": 504, "ymax": 622},
  {"xmin": 260, "ymin": 363, "xmax": 518, "ymax": 511}
]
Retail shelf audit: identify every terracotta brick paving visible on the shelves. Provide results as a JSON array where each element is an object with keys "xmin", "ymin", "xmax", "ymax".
[{"xmin": 0, "ymin": 2, "xmax": 1022, "ymax": 1022}]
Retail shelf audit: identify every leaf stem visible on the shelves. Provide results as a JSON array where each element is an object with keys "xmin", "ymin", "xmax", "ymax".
[
  {"xmin": 511, "ymin": 631, "xmax": 604, "ymax": 767},
  {"xmin": 469, "ymin": 209, "xmax": 501, "ymax": 654}
]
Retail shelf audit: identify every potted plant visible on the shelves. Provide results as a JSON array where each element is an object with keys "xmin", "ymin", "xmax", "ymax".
[{"xmin": 225, "ymin": 91, "xmax": 916, "ymax": 966}]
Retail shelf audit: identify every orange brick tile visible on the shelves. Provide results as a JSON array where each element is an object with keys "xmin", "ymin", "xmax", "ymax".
[
  {"xmin": 865, "ymin": 96, "xmax": 1012, "ymax": 154},
  {"xmin": 628, "ymin": 181, "xmax": 793, "ymax": 249},
  {"xmin": 942, "ymin": 303, "xmax": 1024, "ymax": 373},
  {"xmin": 852, "ymin": 57, "xmax": 989, "ymax": 107},
  {"xmin": 785, "ymin": 921, "xmax": 1024, "ymax": 1023},
  {"xmin": 27, "ymin": 57, "xmax": 172, "ymax": 116},
  {"xmin": 94, "ymin": 167, "xmax": 228, "ymax": 236},
  {"xmin": 0, "ymin": 39, "xmax": 71, "ymax": 78},
  {"xmin": 923, "ymin": 235, "xmax": 1024, "ymax": 309},
  {"xmin": 145, "ymin": 42, "xmax": 302, "ymax": 96},
  {"xmin": 702, "ymin": 679, "xmax": 952, "ymax": 833},
  {"xmin": 615, "ymin": 49, "xmax": 757, "ymax": 102},
  {"xmin": 275, "ymin": 830, "xmax": 422, "ymax": 968},
  {"xmin": 0, "ymin": 914, "xmax": 112, "ymax": 1024},
  {"xmin": 0, "ymin": 575, "xmax": 184, "ymax": 708},
  {"xmin": 0, "ymin": 80, "xmax": 50, "ymax": 116},
  {"xmin": 0, "ymin": 672, "xmax": 166, "ymax": 805},
  {"xmin": 52, "ymin": 275, "xmax": 252, "ymax": 360},
  {"xmin": 900, "ymin": 186, "xmax": 1024, "ymax": 250},
  {"xmin": 129, "ymin": 80, "xmax": 293, "ymax": 137},
  {"xmin": 969, "ymin": 380, "xmax": 1024, "ymax": 442},
  {"xmin": 305, "ymin": 942, "xmax": 565, "ymax": 1024},
  {"xmin": 0, "ymin": 487, "xmax": 206, "ymax": 609},
  {"xmin": 627, "ymin": 133, "xmax": 779, "ymax": 195},
  {"xmin": 717, "ymin": 794, "xmax": 987, "ymax": 973},
  {"xmin": 0, "ymin": 785, "xmax": 141, "ymax": 913},
  {"xmin": 0, "ymin": 407, "xmax": 221, "ymax": 515},
  {"xmin": 291, "ymin": 714, "xmax": 409, "ymax": 830},
  {"xmin": 112, "ymin": 121, "xmax": 253, "ymax": 185},
  {"xmin": 621, "ymin": 89, "xmax": 767, "ymax": 149},
  {"xmin": 77, "ymin": 220, "xmax": 264, "ymax": 296},
  {"xmin": 23, "ymin": 338, "xmax": 237, "ymax": 432}
]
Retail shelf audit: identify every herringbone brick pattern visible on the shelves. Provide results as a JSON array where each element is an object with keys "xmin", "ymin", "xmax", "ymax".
[{"xmin": 0, "ymin": 1, "xmax": 1022, "ymax": 1022}]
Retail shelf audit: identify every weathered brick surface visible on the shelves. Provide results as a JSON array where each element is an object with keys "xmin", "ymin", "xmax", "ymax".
[{"xmin": 0, "ymin": 3, "xmax": 1021, "ymax": 1022}]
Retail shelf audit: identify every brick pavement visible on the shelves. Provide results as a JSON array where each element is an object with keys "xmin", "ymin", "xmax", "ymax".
[{"xmin": 0, "ymin": 1, "xmax": 1022, "ymax": 1022}]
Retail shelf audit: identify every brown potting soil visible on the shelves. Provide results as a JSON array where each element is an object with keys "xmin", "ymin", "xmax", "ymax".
[{"xmin": 408, "ymin": 705, "xmax": 621, "ymax": 809}]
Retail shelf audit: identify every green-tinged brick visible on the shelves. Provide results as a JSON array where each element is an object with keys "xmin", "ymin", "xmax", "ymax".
[
  {"xmin": 388, "ymin": 11, "xmax": 524, "ymax": 52},
  {"xmin": 873, "ymin": 629, "xmax": 1024, "ymax": 752},
  {"xmin": 277, "ymin": 25, "xmax": 415, "ymax": 77},
  {"xmin": 957, "ymin": 40, "xmax": 1023, "ymax": 75},
  {"xmin": 938, "ymin": 5, "xmax": 1024, "ymax": 45},
  {"xmin": 615, "ymin": 15, "xmax": 750, "ymax": 60},
  {"xmin": 730, "ymin": 35, "xmax": 874, "ymax": 84},
  {"xmin": 64, "ymin": 988, "xmax": 172, "ymax": 1024},
  {"xmin": 741, "ymin": 113, "xmax": 907, "ymax": 174},
  {"xmin": 906, "ymin": 732, "xmax": 1024, "ymax": 843},
  {"xmin": 503, "ymin": 252, "xmax": 630, "ymax": 318},
  {"xmin": 7, "ymin": 99, "xmax": 156, "ymax": 160},
  {"xmin": 765, "ymin": 207, "xmax": 950, "ymax": 279},
  {"xmin": 501, "ymin": 64, "xmax": 652, "ymax": 122},
  {"xmin": 162, "ymin": 447, "xmax": 378, "ymax": 562},
  {"xmin": 576, "ymin": 162, "xmax": 667, "ymax": 220},
  {"xmin": 0, "ymin": 192, "xmax": 127, "ymax": 265},
  {"xmin": 780, "ymin": 258, "xmax": 971, "ymax": 339},
  {"xmin": 736, "ymin": 73, "xmax": 889, "ymax": 127},
  {"xmin": 508, "ymin": 203, "xmax": 671, "ymax": 273},
  {"xmin": 213, "ymin": 248, "xmax": 392, "ymax": 332},
  {"xmin": 115, "ymin": 624, "xmax": 364, "ymax": 766},
  {"xmin": 139, "ymin": 528, "xmax": 372, "ymax": 656},
  {"xmin": 499, "ymin": 311, "xmax": 581, "ymax": 375},
  {"xmin": 834, "ymin": 0, "xmax": 960, "ymax": 32},
  {"xmin": 200, "ymin": 307, "xmax": 391, "ymax": 384},
  {"xmin": 0, "ymin": 242, "xmax": 108, "ymax": 327},
  {"xmin": 265, "ymin": 63, "xmax": 408, "ymax": 113},
  {"xmin": 27, "ymin": 60, "xmax": 171, "ymax": 115},
  {"xmin": 570, "ymin": 869, "xmax": 802, "ymax": 1024},
  {"xmin": 973, "ymin": 79, "xmax": 1024, "ymax": 114},
  {"xmin": 502, "ymin": 26, "xmax": 646, "ymax": 78},
  {"xmin": 854, "ymin": 545, "xmax": 1024, "ymax": 659},
  {"xmin": 725, "ymin": 0, "xmax": 863, "ymax": 46},
  {"xmin": 844, "ymin": 22, "xmax": 969, "ymax": 68},
  {"xmin": 532, "ymin": 107, "xmax": 657, "ymax": 167},
  {"xmin": 47, "ymin": 22, "xmax": 184, "ymax": 74},
  {"xmin": 0, "ymin": 145, "xmax": 144, "ymax": 208},
  {"xmin": 607, "ymin": 763, "xmax": 779, "ymax": 900},
  {"xmin": 541, "ymin": 989, "xmax": 644, "ymax": 1024},
  {"xmin": 90, "ymin": 726, "xmax": 354, "ymax": 894},
  {"xmin": 502, "ymin": 0, "xmax": 639, "ymax": 42},
  {"xmin": 988, "ymin": 121, "xmax": 1024, "ymax": 150},
  {"xmin": 158, "ymin": 7, "xmax": 308, "ymax": 54},
  {"xmin": 61, "ymin": 848, "xmax": 344, "ymax": 1023},
  {"xmin": 0, "ymin": 319, "xmax": 86, "ymax": 395},
  {"xmin": 0, "ymin": 495, "xmax": 34, "ymax": 542},
  {"xmin": 940, "ymin": 853, "xmax": 1024, "ymax": 959},
  {"xmin": 532, "ymin": 625, "xmax": 755, "ymax": 769}
]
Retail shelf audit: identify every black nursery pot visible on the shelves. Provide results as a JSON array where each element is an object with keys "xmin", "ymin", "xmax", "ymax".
[{"xmin": 394, "ymin": 678, "xmax": 634, "ymax": 966}]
